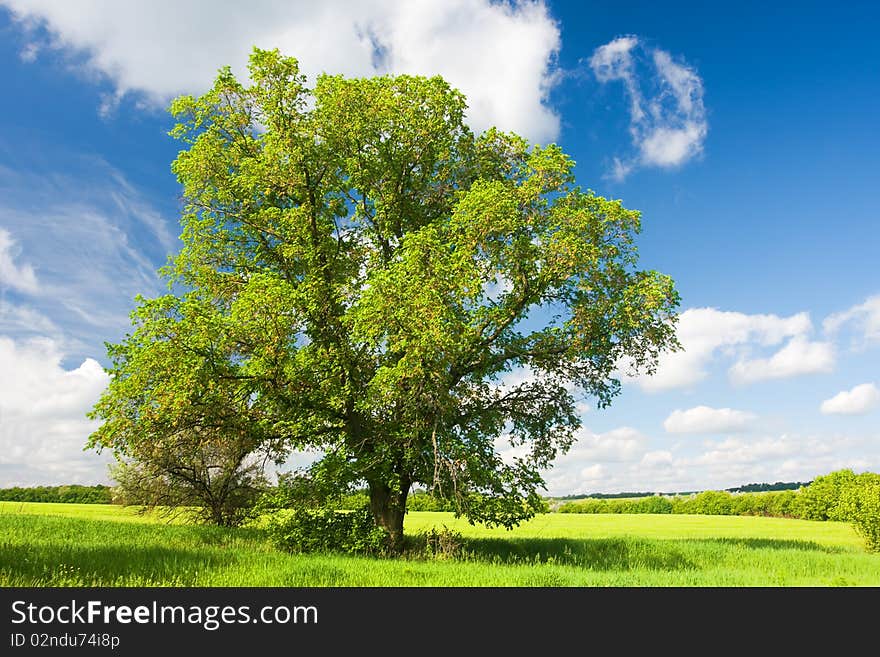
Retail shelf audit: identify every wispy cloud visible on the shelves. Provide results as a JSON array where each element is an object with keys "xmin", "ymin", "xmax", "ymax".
[
  {"xmin": 590, "ymin": 36, "xmax": 707, "ymax": 180},
  {"xmin": 824, "ymin": 294, "xmax": 880, "ymax": 348},
  {"xmin": 2, "ymin": 0, "xmax": 562, "ymax": 144},
  {"xmin": 0, "ymin": 158, "xmax": 171, "ymax": 363},
  {"xmin": 0, "ymin": 228, "xmax": 40, "ymax": 294}
]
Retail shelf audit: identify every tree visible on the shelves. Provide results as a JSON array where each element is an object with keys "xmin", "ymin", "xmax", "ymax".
[
  {"xmin": 89, "ymin": 293, "xmax": 283, "ymax": 526},
  {"xmin": 88, "ymin": 48, "xmax": 680, "ymax": 552}
]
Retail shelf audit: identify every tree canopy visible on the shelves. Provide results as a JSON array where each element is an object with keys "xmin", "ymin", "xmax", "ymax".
[{"xmin": 88, "ymin": 48, "xmax": 680, "ymax": 550}]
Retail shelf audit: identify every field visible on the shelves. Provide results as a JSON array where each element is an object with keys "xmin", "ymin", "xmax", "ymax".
[{"xmin": 0, "ymin": 501, "xmax": 877, "ymax": 586}]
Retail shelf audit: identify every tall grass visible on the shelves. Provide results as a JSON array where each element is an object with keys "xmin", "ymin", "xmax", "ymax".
[{"xmin": 0, "ymin": 502, "xmax": 876, "ymax": 586}]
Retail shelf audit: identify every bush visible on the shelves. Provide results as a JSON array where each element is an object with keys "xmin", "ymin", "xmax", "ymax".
[
  {"xmin": 767, "ymin": 490, "xmax": 798, "ymax": 517},
  {"xmin": 838, "ymin": 473, "xmax": 880, "ymax": 552},
  {"xmin": 406, "ymin": 491, "xmax": 457, "ymax": 512},
  {"xmin": 794, "ymin": 469, "xmax": 857, "ymax": 521},
  {"xmin": 413, "ymin": 526, "xmax": 465, "ymax": 560},
  {"xmin": 625, "ymin": 495, "xmax": 674, "ymax": 514},
  {"xmin": 266, "ymin": 506, "xmax": 388, "ymax": 555},
  {"xmin": 555, "ymin": 496, "xmax": 671, "ymax": 514},
  {"xmin": 684, "ymin": 491, "xmax": 736, "ymax": 515},
  {"xmin": 556, "ymin": 490, "xmax": 801, "ymax": 518},
  {"xmin": 556, "ymin": 499, "xmax": 613, "ymax": 514}
]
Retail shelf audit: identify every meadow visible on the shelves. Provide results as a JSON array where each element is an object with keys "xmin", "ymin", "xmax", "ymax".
[{"xmin": 1, "ymin": 501, "xmax": 877, "ymax": 586}]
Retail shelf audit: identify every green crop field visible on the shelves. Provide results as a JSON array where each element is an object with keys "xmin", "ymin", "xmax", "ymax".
[{"xmin": 0, "ymin": 501, "xmax": 877, "ymax": 586}]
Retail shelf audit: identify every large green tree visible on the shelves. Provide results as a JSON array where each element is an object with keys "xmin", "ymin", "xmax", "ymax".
[{"xmin": 89, "ymin": 48, "xmax": 679, "ymax": 551}]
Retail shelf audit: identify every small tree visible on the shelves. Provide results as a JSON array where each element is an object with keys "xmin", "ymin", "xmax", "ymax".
[
  {"xmin": 110, "ymin": 443, "xmax": 269, "ymax": 527},
  {"xmin": 88, "ymin": 48, "xmax": 679, "ymax": 551},
  {"xmin": 89, "ymin": 294, "xmax": 283, "ymax": 526}
]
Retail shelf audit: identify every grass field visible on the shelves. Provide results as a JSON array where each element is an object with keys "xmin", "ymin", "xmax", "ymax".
[{"xmin": 0, "ymin": 501, "xmax": 877, "ymax": 586}]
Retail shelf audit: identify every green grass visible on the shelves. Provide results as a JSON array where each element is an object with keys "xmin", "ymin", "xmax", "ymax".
[{"xmin": 0, "ymin": 502, "xmax": 877, "ymax": 586}]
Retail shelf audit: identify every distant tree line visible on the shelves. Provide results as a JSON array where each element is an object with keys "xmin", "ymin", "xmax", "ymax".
[
  {"xmin": 556, "ymin": 490, "xmax": 802, "ymax": 517},
  {"xmin": 555, "ymin": 470, "xmax": 880, "ymax": 553},
  {"xmin": 555, "ymin": 480, "xmax": 810, "ymax": 500},
  {"xmin": 725, "ymin": 481, "xmax": 812, "ymax": 493},
  {"xmin": 0, "ymin": 485, "xmax": 113, "ymax": 504}
]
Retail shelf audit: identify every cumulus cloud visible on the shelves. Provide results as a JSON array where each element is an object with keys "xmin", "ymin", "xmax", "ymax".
[
  {"xmin": 627, "ymin": 307, "xmax": 816, "ymax": 391},
  {"xmin": 640, "ymin": 450, "xmax": 673, "ymax": 468},
  {"xmin": 820, "ymin": 383, "xmax": 880, "ymax": 416},
  {"xmin": 540, "ymin": 426, "xmax": 648, "ymax": 494},
  {"xmin": 651, "ymin": 433, "xmax": 868, "ymax": 493},
  {"xmin": 824, "ymin": 294, "xmax": 880, "ymax": 347},
  {"xmin": 539, "ymin": 426, "xmax": 877, "ymax": 496},
  {"xmin": 663, "ymin": 405, "xmax": 756, "ymax": 434},
  {"xmin": 590, "ymin": 36, "xmax": 707, "ymax": 179},
  {"xmin": 0, "ymin": 336, "xmax": 113, "ymax": 485},
  {"xmin": 2, "ymin": 0, "xmax": 562, "ymax": 144},
  {"xmin": 729, "ymin": 335, "xmax": 834, "ymax": 385},
  {"xmin": 0, "ymin": 228, "xmax": 39, "ymax": 294}
]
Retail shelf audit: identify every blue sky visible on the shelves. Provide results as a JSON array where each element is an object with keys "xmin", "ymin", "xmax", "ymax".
[{"xmin": 0, "ymin": 0, "xmax": 877, "ymax": 494}]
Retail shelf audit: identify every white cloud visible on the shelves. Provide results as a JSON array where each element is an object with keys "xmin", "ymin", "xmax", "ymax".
[
  {"xmin": 663, "ymin": 405, "xmax": 756, "ymax": 434},
  {"xmin": 690, "ymin": 435, "xmax": 803, "ymax": 466},
  {"xmin": 640, "ymin": 450, "xmax": 673, "ymax": 468},
  {"xmin": 540, "ymin": 428, "xmax": 877, "ymax": 496},
  {"xmin": 0, "ymin": 228, "xmax": 39, "ymax": 294},
  {"xmin": 820, "ymin": 383, "xmax": 880, "ymax": 416},
  {"xmin": 0, "ymin": 336, "xmax": 113, "ymax": 485},
  {"xmin": 3, "ymin": 0, "xmax": 562, "ymax": 144},
  {"xmin": 729, "ymin": 335, "xmax": 834, "ymax": 384},
  {"xmin": 589, "ymin": 35, "xmax": 642, "ymax": 120},
  {"xmin": 824, "ymin": 294, "xmax": 880, "ymax": 347},
  {"xmin": 680, "ymin": 433, "xmax": 875, "ymax": 488},
  {"xmin": 0, "ymin": 304, "xmax": 60, "ymax": 338},
  {"xmin": 590, "ymin": 36, "xmax": 707, "ymax": 179},
  {"xmin": 541, "ymin": 426, "xmax": 648, "ymax": 494},
  {"xmin": 628, "ymin": 307, "xmax": 814, "ymax": 391}
]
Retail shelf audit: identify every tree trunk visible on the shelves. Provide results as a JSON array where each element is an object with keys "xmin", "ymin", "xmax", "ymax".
[{"xmin": 368, "ymin": 479, "xmax": 409, "ymax": 554}]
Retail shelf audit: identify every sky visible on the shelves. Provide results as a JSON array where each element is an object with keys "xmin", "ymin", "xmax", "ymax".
[{"xmin": 0, "ymin": 0, "xmax": 878, "ymax": 495}]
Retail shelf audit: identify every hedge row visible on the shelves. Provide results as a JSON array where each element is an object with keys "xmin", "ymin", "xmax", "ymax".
[
  {"xmin": 0, "ymin": 485, "xmax": 113, "ymax": 504},
  {"xmin": 556, "ymin": 489, "xmax": 800, "ymax": 517},
  {"xmin": 555, "ymin": 470, "xmax": 880, "ymax": 553}
]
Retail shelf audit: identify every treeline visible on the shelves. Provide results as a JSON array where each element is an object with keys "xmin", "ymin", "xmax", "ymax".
[
  {"xmin": 557, "ymin": 490, "xmax": 801, "ymax": 517},
  {"xmin": 0, "ymin": 485, "xmax": 113, "ymax": 504},
  {"xmin": 726, "ymin": 481, "xmax": 811, "ymax": 493},
  {"xmin": 556, "ymin": 469, "xmax": 880, "ymax": 552},
  {"xmin": 557, "ymin": 491, "xmax": 674, "ymax": 500},
  {"xmin": 556, "ymin": 480, "xmax": 810, "ymax": 500}
]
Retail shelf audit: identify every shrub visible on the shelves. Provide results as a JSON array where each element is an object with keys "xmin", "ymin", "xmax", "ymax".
[
  {"xmin": 266, "ymin": 506, "xmax": 388, "ymax": 555},
  {"xmin": 406, "ymin": 491, "xmax": 457, "ymax": 512},
  {"xmin": 794, "ymin": 469, "xmax": 857, "ymax": 521},
  {"xmin": 767, "ymin": 490, "xmax": 798, "ymax": 517},
  {"xmin": 556, "ymin": 499, "xmax": 613, "ymax": 514},
  {"xmin": 838, "ymin": 473, "xmax": 880, "ymax": 552},
  {"xmin": 626, "ymin": 495, "xmax": 674, "ymax": 514},
  {"xmin": 414, "ymin": 526, "xmax": 465, "ymax": 559},
  {"xmin": 686, "ymin": 490, "xmax": 736, "ymax": 515}
]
